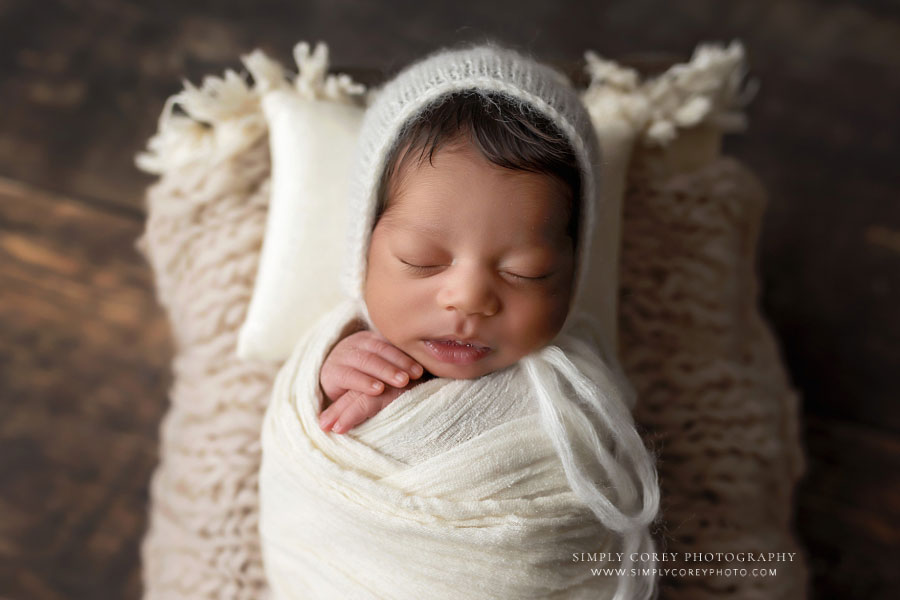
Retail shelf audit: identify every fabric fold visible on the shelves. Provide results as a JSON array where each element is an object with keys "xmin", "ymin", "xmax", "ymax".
[{"xmin": 260, "ymin": 299, "xmax": 656, "ymax": 599}]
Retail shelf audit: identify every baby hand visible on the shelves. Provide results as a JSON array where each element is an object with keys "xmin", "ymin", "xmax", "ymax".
[
  {"xmin": 318, "ymin": 386, "xmax": 408, "ymax": 434},
  {"xmin": 318, "ymin": 330, "xmax": 424, "ymax": 433}
]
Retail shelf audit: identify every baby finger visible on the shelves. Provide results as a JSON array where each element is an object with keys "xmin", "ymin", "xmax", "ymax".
[
  {"xmin": 348, "ymin": 350, "xmax": 412, "ymax": 388},
  {"xmin": 359, "ymin": 336, "xmax": 424, "ymax": 379},
  {"xmin": 329, "ymin": 391, "xmax": 381, "ymax": 434},
  {"xmin": 337, "ymin": 364, "xmax": 387, "ymax": 396}
]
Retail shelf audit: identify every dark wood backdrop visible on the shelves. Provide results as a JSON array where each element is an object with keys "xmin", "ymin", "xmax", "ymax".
[{"xmin": 0, "ymin": 1, "xmax": 897, "ymax": 598}]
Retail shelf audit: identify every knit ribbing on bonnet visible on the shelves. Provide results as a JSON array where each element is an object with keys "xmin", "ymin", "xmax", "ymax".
[{"xmin": 338, "ymin": 42, "xmax": 661, "ymax": 600}]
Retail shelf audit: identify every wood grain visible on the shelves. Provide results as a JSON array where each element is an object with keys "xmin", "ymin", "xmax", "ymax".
[
  {"xmin": 797, "ymin": 416, "xmax": 900, "ymax": 598},
  {"xmin": 0, "ymin": 177, "xmax": 171, "ymax": 599}
]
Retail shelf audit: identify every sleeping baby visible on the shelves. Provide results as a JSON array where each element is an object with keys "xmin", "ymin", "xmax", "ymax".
[
  {"xmin": 259, "ymin": 42, "xmax": 660, "ymax": 600},
  {"xmin": 318, "ymin": 88, "xmax": 581, "ymax": 435}
]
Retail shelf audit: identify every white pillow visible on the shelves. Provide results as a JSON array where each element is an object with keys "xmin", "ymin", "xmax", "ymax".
[{"xmin": 237, "ymin": 44, "xmax": 366, "ymax": 361}]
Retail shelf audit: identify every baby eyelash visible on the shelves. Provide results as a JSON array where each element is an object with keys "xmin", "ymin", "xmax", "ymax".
[
  {"xmin": 400, "ymin": 260, "xmax": 551, "ymax": 283},
  {"xmin": 399, "ymin": 259, "xmax": 441, "ymax": 273},
  {"xmin": 506, "ymin": 272, "xmax": 551, "ymax": 281}
]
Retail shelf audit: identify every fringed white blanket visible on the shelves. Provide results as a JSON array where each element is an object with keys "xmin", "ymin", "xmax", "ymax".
[{"xmin": 259, "ymin": 299, "xmax": 659, "ymax": 600}]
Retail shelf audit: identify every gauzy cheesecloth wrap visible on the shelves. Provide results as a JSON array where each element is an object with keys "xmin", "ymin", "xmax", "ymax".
[{"xmin": 259, "ymin": 42, "xmax": 661, "ymax": 599}]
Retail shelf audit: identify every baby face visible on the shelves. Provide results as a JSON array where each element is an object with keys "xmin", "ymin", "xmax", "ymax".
[{"xmin": 364, "ymin": 138, "xmax": 576, "ymax": 379}]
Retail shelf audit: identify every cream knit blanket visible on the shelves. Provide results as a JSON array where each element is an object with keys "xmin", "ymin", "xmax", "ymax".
[{"xmin": 259, "ymin": 299, "xmax": 657, "ymax": 600}]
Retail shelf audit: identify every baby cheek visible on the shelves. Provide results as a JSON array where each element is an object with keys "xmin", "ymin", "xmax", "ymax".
[
  {"xmin": 364, "ymin": 269, "xmax": 393, "ymax": 326},
  {"xmin": 366, "ymin": 271, "xmax": 430, "ymax": 331},
  {"xmin": 501, "ymin": 298, "xmax": 556, "ymax": 352}
]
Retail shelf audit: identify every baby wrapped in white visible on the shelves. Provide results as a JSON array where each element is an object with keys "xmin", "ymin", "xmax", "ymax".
[{"xmin": 259, "ymin": 43, "xmax": 660, "ymax": 599}]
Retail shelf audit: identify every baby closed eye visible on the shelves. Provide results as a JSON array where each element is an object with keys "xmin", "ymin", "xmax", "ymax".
[
  {"xmin": 502, "ymin": 271, "xmax": 552, "ymax": 282},
  {"xmin": 399, "ymin": 258, "xmax": 552, "ymax": 282},
  {"xmin": 399, "ymin": 259, "xmax": 445, "ymax": 274}
]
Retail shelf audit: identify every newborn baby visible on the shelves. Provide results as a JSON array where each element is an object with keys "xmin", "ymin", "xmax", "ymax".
[
  {"xmin": 318, "ymin": 90, "xmax": 581, "ymax": 434},
  {"xmin": 260, "ymin": 43, "xmax": 659, "ymax": 600}
]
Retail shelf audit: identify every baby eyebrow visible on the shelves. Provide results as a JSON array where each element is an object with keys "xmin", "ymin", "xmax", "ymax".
[
  {"xmin": 393, "ymin": 222, "xmax": 559, "ymax": 249},
  {"xmin": 384, "ymin": 216, "xmax": 567, "ymax": 258},
  {"xmin": 379, "ymin": 213, "xmax": 446, "ymax": 239},
  {"xmin": 405, "ymin": 220, "xmax": 449, "ymax": 239}
]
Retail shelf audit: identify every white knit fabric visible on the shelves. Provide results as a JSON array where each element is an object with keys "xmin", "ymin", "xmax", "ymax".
[{"xmin": 259, "ymin": 43, "xmax": 660, "ymax": 600}]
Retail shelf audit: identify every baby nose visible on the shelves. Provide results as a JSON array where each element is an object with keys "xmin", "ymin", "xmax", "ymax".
[{"xmin": 439, "ymin": 267, "xmax": 500, "ymax": 317}]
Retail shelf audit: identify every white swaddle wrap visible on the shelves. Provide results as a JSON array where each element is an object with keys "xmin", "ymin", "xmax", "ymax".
[
  {"xmin": 259, "ymin": 42, "xmax": 661, "ymax": 599},
  {"xmin": 261, "ymin": 299, "xmax": 657, "ymax": 599}
]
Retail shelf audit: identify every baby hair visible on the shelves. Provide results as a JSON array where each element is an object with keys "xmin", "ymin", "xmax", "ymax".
[{"xmin": 374, "ymin": 90, "xmax": 582, "ymax": 251}]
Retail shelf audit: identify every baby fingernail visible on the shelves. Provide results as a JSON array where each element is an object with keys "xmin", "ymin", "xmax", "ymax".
[
  {"xmin": 372, "ymin": 381, "xmax": 383, "ymax": 391},
  {"xmin": 411, "ymin": 364, "xmax": 423, "ymax": 377},
  {"xmin": 394, "ymin": 373, "xmax": 407, "ymax": 384},
  {"xmin": 332, "ymin": 421, "xmax": 342, "ymax": 432}
]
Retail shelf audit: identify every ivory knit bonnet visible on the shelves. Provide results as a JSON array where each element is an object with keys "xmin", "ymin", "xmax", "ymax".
[{"xmin": 342, "ymin": 42, "xmax": 602, "ymax": 337}]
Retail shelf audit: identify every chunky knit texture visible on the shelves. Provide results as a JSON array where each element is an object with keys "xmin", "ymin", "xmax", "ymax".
[
  {"xmin": 137, "ymin": 41, "xmax": 808, "ymax": 599},
  {"xmin": 620, "ymin": 152, "xmax": 808, "ymax": 599},
  {"xmin": 138, "ymin": 135, "xmax": 278, "ymax": 599}
]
